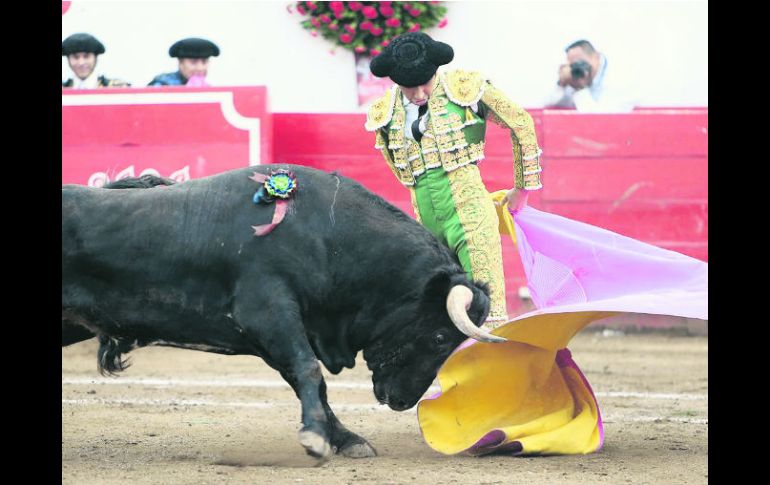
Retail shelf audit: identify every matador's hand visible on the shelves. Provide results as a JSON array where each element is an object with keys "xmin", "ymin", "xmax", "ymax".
[{"xmin": 497, "ymin": 188, "xmax": 529, "ymax": 214}]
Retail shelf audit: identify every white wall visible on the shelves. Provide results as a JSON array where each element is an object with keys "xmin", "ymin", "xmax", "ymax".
[{"xmin": 62, "ymin": 0, "xmax": 707, "ymax": 111}]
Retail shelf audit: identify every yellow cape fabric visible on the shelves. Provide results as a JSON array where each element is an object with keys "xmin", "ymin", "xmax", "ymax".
[
  {"xmin": 416, "ymin": 191, "xmax": 605, "ymax": 456},
  {"xmin": 490, "ymin": 190, "xmax": 517, "ymax": 245}
]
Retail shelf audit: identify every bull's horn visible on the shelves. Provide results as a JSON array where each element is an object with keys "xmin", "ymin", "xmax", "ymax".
[{"xmin": 446, "ymin": 285, "xmax": 507, "ymax": 343}]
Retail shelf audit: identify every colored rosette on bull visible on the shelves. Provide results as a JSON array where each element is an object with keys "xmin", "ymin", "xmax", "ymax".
[
  {"xmin": 253, "ymin": 169, "xmax": 298, "ymax": 205},
  {"xmin": 265, "ymin": 170, "xmax": 298, "ymax": 199}
]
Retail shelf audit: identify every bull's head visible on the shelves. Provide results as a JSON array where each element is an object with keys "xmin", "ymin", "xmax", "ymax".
[{"xmin": 363, "ymin": 270, "xmax": 506, "ymax": 411}]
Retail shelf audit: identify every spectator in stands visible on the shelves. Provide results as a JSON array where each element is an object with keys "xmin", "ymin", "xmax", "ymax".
[
  {"xmin": 62, "ymin": 33, "xmax": 130, "ymax": 89},
  {"xmin": 544, "ymin": 39, "xmax": 633, "ymax": 113},
  {"xmin": 148, "ymin": 38, "xmax": 220, "ymax": 86}
]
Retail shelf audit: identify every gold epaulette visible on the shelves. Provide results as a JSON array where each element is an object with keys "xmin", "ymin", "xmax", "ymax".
[
  {"xmin": 365, "ymin": 87, "xmax": 397, "ymax": 132},
  {"xmin": 440, "ymin": 70, "xmax": 486, "ymax": 107}
]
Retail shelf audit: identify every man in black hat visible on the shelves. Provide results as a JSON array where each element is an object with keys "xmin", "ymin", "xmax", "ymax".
[
  {"xmin": 62, "ymin": 33, "xmax": 130, "ymax": 89},
  {"xmin": 365, "ymin": 32, "xmax": 543, "ymax": 329},
  {"xmin": 148, "ymin": 38, "xmax": 220, "ymax": 86}
]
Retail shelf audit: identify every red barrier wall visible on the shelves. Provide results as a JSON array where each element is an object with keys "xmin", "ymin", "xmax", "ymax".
[{"xmin": 62, "ymin": 86, "xmax": 272, "ymax": 186}]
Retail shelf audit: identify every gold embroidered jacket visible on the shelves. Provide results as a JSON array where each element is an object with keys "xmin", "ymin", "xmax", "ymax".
[{"xmin": 365, "ymin": 69, "xmax": 542, "ymax": 190}]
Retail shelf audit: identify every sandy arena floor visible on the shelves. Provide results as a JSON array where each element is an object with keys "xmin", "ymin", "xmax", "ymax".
[{"xmin": 62, "ymin": 331, "xmax": 707, "ymax": 484}]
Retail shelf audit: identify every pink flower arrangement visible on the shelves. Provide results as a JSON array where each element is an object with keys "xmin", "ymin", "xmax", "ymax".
[
  {"xmin": 361, "ymin": 6, "xmax": 378, "ymax": 19},
  {"xmin": 293, "ymin": 1, "xmax": 448, "ymax": 56}
]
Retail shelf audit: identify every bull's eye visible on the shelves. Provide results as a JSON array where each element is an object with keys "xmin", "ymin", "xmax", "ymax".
[{"xmin": 433, "ymin": 333, "xmax": 446, "ymax": 345}]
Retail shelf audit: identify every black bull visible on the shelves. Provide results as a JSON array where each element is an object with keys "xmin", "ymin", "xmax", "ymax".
[{"xmin": 62, "ymin": 165, "xmax": 505, "ymax": 460}]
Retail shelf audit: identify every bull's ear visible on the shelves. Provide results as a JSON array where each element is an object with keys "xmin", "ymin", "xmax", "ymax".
[
  {"xmin": 423, "ymin": 269, "xmax": 453, "ymax": 302},
  {"xmin": 466, "ymin": 281, "xmax": 491, "ymax": 328}
]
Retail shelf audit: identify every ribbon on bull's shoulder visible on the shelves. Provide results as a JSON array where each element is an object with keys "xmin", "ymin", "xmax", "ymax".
[
  {"xmin": 249, "ymin": 170, "xmax": 298, "ymax": 236},
  {"xmin": 417, "ymin": 195, "xmax": 708, "ymax": 456}
]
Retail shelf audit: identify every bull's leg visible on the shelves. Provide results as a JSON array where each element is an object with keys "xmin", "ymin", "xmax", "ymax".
[
  {"xmin": 234, "ymin": 298, "xmax": 333, "ymax": 461},
  {"xmin": 318, "ymin": 380, "xmax": 378, "ymax": 457}
]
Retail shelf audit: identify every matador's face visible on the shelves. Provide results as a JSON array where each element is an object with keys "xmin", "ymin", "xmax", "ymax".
[{"xmin": 399, "ymin": 74, "xmax": 436, "ymax": 106}]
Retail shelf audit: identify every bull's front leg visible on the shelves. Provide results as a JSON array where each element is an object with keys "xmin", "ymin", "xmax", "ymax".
[
  {"xmin": 278, "ymin": 359, "xmax": 334, "ymax": 461},
  {"xmin": 234, "ymin": 297, "xmax": 333, "ymax": 461},
  {"xmin": 318, "ymin": 381, "xmax": 378, "ymax": 457}
]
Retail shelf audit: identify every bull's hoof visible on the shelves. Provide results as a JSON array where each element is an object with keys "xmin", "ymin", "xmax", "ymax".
[
  {"xmin": 298, "ymin": 430, "xmax": 332, "ymax": 462},
  {"xmin": 338, "ymin": 442, "xmax": 378, "ymax": 458}
]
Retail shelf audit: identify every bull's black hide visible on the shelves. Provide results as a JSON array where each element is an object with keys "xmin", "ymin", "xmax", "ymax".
[{"xmin": 62, "ymin": 165, "xmax": 495, "ymax": 460}]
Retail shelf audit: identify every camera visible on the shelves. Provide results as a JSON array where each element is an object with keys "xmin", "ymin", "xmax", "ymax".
[{"xmin": 570, "ymin": 60, "xmax": 592, "ymax": 80}]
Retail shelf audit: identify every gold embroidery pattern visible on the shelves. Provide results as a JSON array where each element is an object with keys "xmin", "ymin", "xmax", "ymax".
[
  {"xmin": 423, "ymin": 151, "xmax": 440, "ymax": 167},
  {"xmin": 407, "ymin": 139, "xmax": 427, "ymax": 176},
  {"xmin": 365, "ymin": 87, "xmax": 396, "ymax": 131},
  {"xmin": 481, "ymin": 82, "xmax": 543, "ymax": 190},
  {"xmin": 409, "ymin": 188, "xmax": 422, "ymax": 224},
  {"xmin": 387, "ymin": 104, "xmax": 406, "ymax": 150},
  {"xmin": 428, "ymin": 82, "xmax": 449, "ymax": 116},
  {"xmin": 441, "ymin": 142, "xmax": 485, "ymax": 172},
  {"xmin": 436, "ymin": 133, "xmax": 454, "ymax": 153},
  {"xmin": 374, "ymin": 131, "xmax": 386, "ymax": 150},
  {"xmin": 467, "ymin": 141, "xmax": 485, "ymax": 162},
  {"xmin": 431, "ymin": 112, "xmax": 463, "ymax": 135},
  {"xmin": 451, "ymin": 131, "xmax": 468, "ymax": 149},
  {"xmin": 446, "ymin": 165, "xmax": 508, "ymax": 321},
  {"xmin": 389, "ymin": 107, "xmax": 406, "ymax": 132},
  {"xmin": 421, "ymin": 135, "xmax": 438, "ymax": 154},
  {"xmin": 377, "ymin": 129, "xmax": 416, "ymax": 186},
  {"xmin": 406, "ymin": 141, "xmax": 422, "ymax": 162},
  {"xmin": 441, "ymin": 70, "xmax": 486, "ymax": 106}
]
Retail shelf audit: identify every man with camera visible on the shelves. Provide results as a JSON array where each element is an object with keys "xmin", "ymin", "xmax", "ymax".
[{"xmin": 545, "ymin": 39, "xmax": 633, "ymax": 112}]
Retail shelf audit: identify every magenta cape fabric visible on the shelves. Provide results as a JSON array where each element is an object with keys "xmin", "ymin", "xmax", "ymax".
[{"xmin": 512, "ymin": 206, "xmax": 707, "ymax": 320}]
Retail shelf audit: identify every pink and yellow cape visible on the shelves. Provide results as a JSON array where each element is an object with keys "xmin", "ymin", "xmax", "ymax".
[{"xmin": 416, "ymin": 192, "xmax": 707, "ymax": 456}]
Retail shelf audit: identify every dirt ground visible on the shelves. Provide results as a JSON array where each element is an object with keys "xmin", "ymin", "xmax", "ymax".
[{"xmin": 62, "ymin": 330, "xmax": 707, "ymax": 485}]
